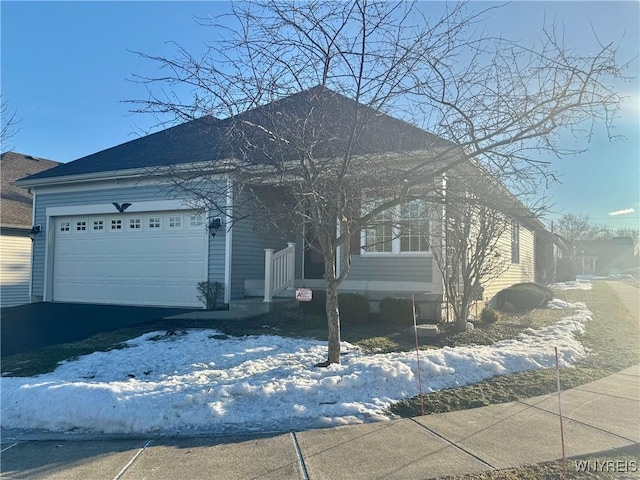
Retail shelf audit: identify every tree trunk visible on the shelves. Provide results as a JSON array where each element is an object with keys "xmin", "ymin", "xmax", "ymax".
[
  {"xmin": 454, "ymin": 290, "xmax": 471, "ymax": 333},
  {"xmin": 454, "ymin": 305, "xmax": 469, "ymax": 333},
  {"xmin": 324, "ymin": 250, "xmax": 341, "ymax": 365}
]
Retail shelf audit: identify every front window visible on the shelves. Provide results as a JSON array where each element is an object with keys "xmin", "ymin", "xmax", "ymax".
[
  {"xmin": 399, "ymin": 201, "xmax": 429, "ymax": 252},
  {"xmin": 363, "ymin": 206, "xmax": 393, "ymax": 253},
  {"xmin": 362, "ymin": 199, "xmax": 429, "ymax": 254}
]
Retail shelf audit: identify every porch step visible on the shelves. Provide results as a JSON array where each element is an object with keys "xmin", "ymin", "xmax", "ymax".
[{"xmin": 229, "ymin": 297, "xmax": 295, "ymax": 315}]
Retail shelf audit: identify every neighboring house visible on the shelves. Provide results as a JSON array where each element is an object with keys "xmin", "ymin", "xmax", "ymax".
[
  {"xmin": 562, "ymin": 237, "xmax": 638, "ymax": 276},
  {"xmin": 535, "ymin": 230, "xmax": 570, "ymax": 283},
  {"xmin": 16, "ymin": 88, "xmax": 544, "ymax": 317},
  {"xmin": 1, "ymin": 152, "xmax": 59, "ymax": 307}
]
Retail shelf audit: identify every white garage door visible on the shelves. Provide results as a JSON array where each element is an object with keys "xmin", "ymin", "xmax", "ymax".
[{"xmin": 53, "ymin": 211, "xmax": 208, "ymax": 307}]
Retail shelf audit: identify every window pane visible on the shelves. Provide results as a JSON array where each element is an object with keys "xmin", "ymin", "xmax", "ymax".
[
  {"xmin": 511, "ymin": 222, "xmax": 520, "ymax": 263},
  {"xmin": 400, "ymin": 200, "xmax": 429, "ymax": 252},
  {"xmin": 364, "ymin": 207, "xmax": 393, "ymax": 252}
]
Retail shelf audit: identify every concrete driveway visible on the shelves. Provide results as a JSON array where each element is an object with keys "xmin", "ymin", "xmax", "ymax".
[{"xmin": 1, "ymin": 302, "xmax": 198, "ymax": 357}]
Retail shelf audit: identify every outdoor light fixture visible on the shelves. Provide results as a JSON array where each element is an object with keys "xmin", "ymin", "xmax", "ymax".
[
  {"xmin": 29, "ymin": 225, "xmax": 41, "ymax": 241},
  {"xmin": 208, "ymin": 218, "xmax": 222, "ymax": 238}
]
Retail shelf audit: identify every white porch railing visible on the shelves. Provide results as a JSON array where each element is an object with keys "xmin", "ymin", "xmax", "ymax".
[{"xmin": 264, "ymin": 242, "xmax": 296, "ymax": 302}]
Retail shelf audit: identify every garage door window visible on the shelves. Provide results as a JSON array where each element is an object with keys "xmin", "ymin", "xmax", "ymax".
[
  {"xmin": 148, "ymin": 216, "xmax": 161, "ymax": 230},
  {"xmin": 168, "ymin": 215, "xmax": 183, "ymax": 230},
  {"xmin": 92, "ymin": 219, "xmax": 105, "ymax": 232},
  {"xmin": 75, "ymin": 220, "xmax": 87, "ymax": 232},
  {"xmin": 189, "ymin": 213, "xmax": 204, "ymax": 228},
  {"xmin": 110, "ymin": 219, "xmax": 122, "ymax": 231},
  {"xmin": 129, "ymin": 218, "xmax": 142, "ymax": 230},
  {"xmin": 59, "ymin": 221, "xmax": 70, "ymax": 233}
]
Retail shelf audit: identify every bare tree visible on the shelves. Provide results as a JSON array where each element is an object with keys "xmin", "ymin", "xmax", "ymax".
[
  {"xmin": 556, "ymin": 213, "xmax": 640, "ymax": 256},
  {"xmin": 555, "ymin": 213, "xmax": 599, "ymax": 243},
  {"xmin": 130, "ymin": 0, "xmax": 624, "ymax": 364},
  {"xmin": 430, "ymin": 171, "xmax": 516, "ymax": 332},
  {"xmin": 1, "ymin": 97, "xmax": 20, "ymax": 152}
]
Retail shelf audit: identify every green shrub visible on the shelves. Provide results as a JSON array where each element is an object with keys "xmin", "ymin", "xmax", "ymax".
[
  {"xmin": 379, "ymin": 297, "xmax": 419, "ymax": 326},
  {"xmin": 299, "ymin": 291, "xmax": 370, "ymax": 324},
  {"xmin": 494, "ymin": 282, "xmax": 553, "ymax": 311},
  {"xmin": 338, "ymin": 293, "xmax": 370, "ymax": 325},
  {"xmin": 480, "ymin": 307, "xmax": 500, "ymax": 324}
]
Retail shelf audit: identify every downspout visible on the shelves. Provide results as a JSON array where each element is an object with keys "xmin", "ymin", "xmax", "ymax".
[
  {"xmin": 29, "ymin": 188, "xmax": 36, "ymax": 303},
  {"xmin": 437, "ymin": 175, "xmax": 448, "ymax": 322},
  {"xmin": 223, "ymin": 178, "xmax": 233, "ymax": 304}
]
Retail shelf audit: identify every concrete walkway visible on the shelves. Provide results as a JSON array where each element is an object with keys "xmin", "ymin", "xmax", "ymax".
[
  {"xmin": 2, "ymin": 365, "xmax": 638, "ymax": 480},
  {"xmin": 606, "ymin": 279, "xmax": 639, "ymax": 324}
]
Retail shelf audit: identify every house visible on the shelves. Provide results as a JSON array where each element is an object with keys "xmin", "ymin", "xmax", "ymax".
[
  {"xmin": 16, "ymin": 87, "xmax": 544, "ymax": 317},
  {"xmin": 1, "ymin": 152, "xmax": 59, "ymax": 307},
  {"xmin": 564, "ymin": 236, "xmax": 638, "ymax": 276}
]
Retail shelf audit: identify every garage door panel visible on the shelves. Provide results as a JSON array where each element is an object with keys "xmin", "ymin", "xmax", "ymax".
[{"xmin": 53, "ymin": 211, "xmax": 208, "ymax": 307}]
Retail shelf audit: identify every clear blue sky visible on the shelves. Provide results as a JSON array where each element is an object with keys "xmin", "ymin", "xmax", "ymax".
[{"xmin": 2, "ymin": 1, "xmax": 639, "ymax": 230}]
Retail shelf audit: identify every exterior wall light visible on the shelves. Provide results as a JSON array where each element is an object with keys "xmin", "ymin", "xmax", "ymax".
[
  {"xmin": 208, "ymin": 218, "xmax": 222, "ymax": 237},
  {"xmin": 29, "ymin": 225, "xmax": 41, "ymax": 241}
]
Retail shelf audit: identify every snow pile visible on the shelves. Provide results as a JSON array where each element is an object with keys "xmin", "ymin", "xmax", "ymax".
[
  {"xmin": 551, "ymin": 280, "xmax": 593, "ymax": 290},
  {"xmin": 547, "ymin": 299, "xmax": 588, "ymax": 310},
  {"xmin": 1, "ymin": 306, "xmax": 592, "ymax": 436}
]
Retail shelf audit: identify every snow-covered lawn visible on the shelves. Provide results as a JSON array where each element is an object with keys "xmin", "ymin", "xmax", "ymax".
[
  {"xmin": 1, "ymin": 282, "xmax": 593, "ymax": 436},
  {"xmin": 551, "ymin": 279, "xmax": 593, "ymax": 290}
]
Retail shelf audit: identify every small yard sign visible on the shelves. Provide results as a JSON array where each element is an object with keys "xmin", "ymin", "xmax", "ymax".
[{"xmin": 295, "ymin": 288, "xmax": 313, "ymax": 302}]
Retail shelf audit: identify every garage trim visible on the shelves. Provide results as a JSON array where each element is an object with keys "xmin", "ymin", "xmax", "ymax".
[{"xmin": 46, "ymin": 199, "xmax": 192, "ymax": 217}]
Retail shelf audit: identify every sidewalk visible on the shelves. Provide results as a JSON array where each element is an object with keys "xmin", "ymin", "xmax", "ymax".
[
  {"xmin": 2, "ymin": 364, "xmax": 638, "ymax": 480},
  {"xmin": 606, "ymin": 280, "xmax": 639, "ymax": 323}
]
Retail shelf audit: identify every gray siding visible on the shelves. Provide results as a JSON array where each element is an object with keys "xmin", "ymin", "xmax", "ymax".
[
  {"xmin": 348, "ymin": 255, "xmax": 433, "ymax": 283},
  {"xmin": 230, "ymin": 205, "xmax": 287, "ymax": 300},
  {"xmin": 208, "ymin": 224, "xmax": 226, "ymax": 301},
  {"xmin": 32, "ymin": 183, "xmax": 226, "ymax": 300}
]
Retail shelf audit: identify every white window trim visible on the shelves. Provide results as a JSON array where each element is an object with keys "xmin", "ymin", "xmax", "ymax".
[
  {"xmin": 109, "ymin": 218, "xmax": 123, "ymax": 232},
  {"xmin": 360, "ymin": 203, "xmax": 432, "ymax": 256},
  {"xmin": 74, "ymin": 218, "xmax": 88, "ymax": 233},
  {"xmin": 58, "ymin": 219, "xmax": 71, "ymax": 234},
  {"xmin": 188, "ymin": 212, "xmax": 205, "ymax": 230},
  {"xmin": 128, "ymin": 217, "xmax": 143, "ymax": 230},
  {"xmin": 91, "ymin": 218, "xmax": 105, "ymax": 233},
  {"xmin": 146, "ymin": 215, "xmax": 162, "ymax": 231},
  {"xmin": 167, "ymin": 214, "xmax": 183, "ymax": 230}
]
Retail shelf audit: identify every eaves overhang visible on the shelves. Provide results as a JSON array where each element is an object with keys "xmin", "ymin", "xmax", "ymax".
[{"xmin": 13, "ymin": 159, "xmax": 240, "ymax": 189}]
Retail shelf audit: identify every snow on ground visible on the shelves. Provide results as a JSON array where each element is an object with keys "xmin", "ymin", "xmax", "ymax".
[
  {"xmin": 551, "ymin": 279, "xmax": 593, "ymax": 290},
  {"xmin": 1, "ymin": 283, "xmax": 593, "ymax": 436},
  {"xmin": 546, "ymin": 299, "xmax": 588, "ymax": 310}
]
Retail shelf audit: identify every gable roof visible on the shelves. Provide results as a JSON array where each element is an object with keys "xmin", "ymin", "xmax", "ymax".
[
  {"xmin": 1, "ymin": 152, "xmax": 59, "ymax": 228},
  {"xmin": 19, "ymin": 86, "xmax": 450, "ymax": 185}
]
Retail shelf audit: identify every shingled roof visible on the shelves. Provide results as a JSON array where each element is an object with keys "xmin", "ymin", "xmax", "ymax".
[
  {"xmin": 20, "ymin": 86, "xmax": 450, "ymax": 185},
  {"xmin": 1, "ymin": 152, "xmax": 59, "ymax": 228}
]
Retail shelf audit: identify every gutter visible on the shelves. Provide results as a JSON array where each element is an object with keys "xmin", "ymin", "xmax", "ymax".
[{"xmin": 14, "ymin": 159, "xmax": 240, "ymax": 189}]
